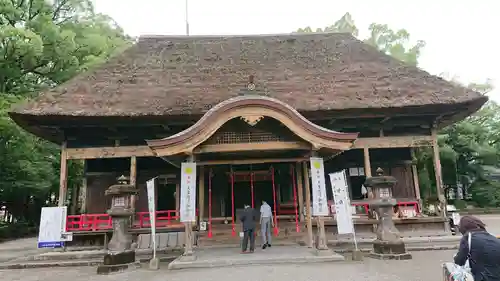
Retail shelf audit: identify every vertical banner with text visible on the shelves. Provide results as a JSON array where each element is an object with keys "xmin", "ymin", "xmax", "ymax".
[
  {"xmin": 329, "ymin": 170, "xmax": 354, "ymax": 234},
  {"xmin": 181, "ymin": 162, "xmax": 197, "ymax": 222},
  {"xmin": 146, "ymin": 178, "xmax": 157, "ymax": 254},
  {"xmin": 310, "ymin": 157, "xmax": 329, "ymax": 216}
]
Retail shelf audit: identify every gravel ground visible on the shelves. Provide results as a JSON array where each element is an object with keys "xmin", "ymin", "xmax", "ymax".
[{"xmin": 1, "ymin": 250, "xmax": 454, "ymax": 281}]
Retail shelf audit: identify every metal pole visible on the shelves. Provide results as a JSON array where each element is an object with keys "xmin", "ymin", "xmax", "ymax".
[{"xmin": 185, "ymin": 0, "xmax": 190, "ymax": 36}]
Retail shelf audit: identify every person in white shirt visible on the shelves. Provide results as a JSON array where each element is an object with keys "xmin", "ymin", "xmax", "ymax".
[{"xmin": 259, "ymin": 200, "xmax": 274, "ymax": 249}]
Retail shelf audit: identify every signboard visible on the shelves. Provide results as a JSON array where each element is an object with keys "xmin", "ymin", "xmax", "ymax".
[
  {"xmin": 146, "ymin": 178, "xmax": 157, "ymax": 255},
  {"xmin": 310, "ymin": 157, "xmax": 329, "ymax": 216},
  {"xmin": 180, "ymin": 162, "xmax": 197, "ymax": 222},
  {"xmin": 38, "ymin": 206, "xmax": 72, "ymax": 248},
  {"xmin": 329, "ymin": 170, "xmax": 354, "ymax": 234}
]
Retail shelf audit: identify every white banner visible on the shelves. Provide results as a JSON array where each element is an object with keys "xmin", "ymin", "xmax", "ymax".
[
  {"xmin": 180, "ymin": 162, "xmax": 197, "ymax": 222},
  {"xmin": 329, "ymin": 170, "xmax": 354, "ymax": 234},
  {"xmin": 310, "ymin": 157, "xmax": 329, "ymax": 216},
  {"xmin": 38, "ymin": 206, "xmax": 71, "ymax": 248},
  {"xmin": 146, "ymin": 177, "xmax": 157, "ymax": 253}
]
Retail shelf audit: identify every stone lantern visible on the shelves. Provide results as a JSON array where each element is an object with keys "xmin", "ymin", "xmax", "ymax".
[
  {"xmin": 364, "ymin": 168, "xmax": 412, "ymax": 260},
  {"xmin": 97, "ymin": 175, "xmax": 139, "ymax": 275}
]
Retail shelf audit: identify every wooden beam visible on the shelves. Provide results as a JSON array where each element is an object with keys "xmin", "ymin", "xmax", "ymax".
[
  {"xmin": 352, "ymin": 135, "xmax": 433, "ymax": 149},
  {"xmin": 363, "ymin": 147, "xmax": 372, "ymax": 178},
  {"xmin": 79, "ymin": 160, "xmax": 88, "ymax": 213},
  {"xmin": 410, "ymin": 149, "xmax": 421, "ymax": 201},
  {"xmin": 130, "ymin": 156, "xmax": 137, "ymax": 211},
  {"xmin": 302, "ymin": 162, "xmax": 313, "ymax": 248},
  {"xmin": 296, "ymin": 162, "xmax": 305, "ymax": 222},
  {"xmin": 197, "ymin": 157, "xmax": 308, "ymax": 166},
  {"xmin": 193, "ymin": 141, "xmax": 311, "ymax": 154},
  {"xmin": 66, "ymin": 146, "xmax": 154, "ymax": 160},
  {"xmin": 431, "ymin": 129, "xmax": 446, "ymax": 217},
  {"xmin": 58, "ymin": 141, "xmax": 68, "ymax": 206}
]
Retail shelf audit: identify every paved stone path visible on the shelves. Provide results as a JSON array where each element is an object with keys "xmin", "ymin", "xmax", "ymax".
[
  {"xmin": 0, "ymin": 238, "xmax": 46, "ymax": 263},
  {"xmin": 1, "ymin": 250, "xmax": 454, "ymax": 281}
]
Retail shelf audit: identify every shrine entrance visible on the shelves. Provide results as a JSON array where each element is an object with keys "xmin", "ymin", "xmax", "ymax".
[{"xmin": 146, "ymin": 95, "xmax": 359, "ymax": 246}]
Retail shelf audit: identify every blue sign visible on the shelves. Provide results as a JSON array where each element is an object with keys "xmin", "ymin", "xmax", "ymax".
[{"xmin": 38, "ymin": 241, "xmax": 64, "ymax": 248}]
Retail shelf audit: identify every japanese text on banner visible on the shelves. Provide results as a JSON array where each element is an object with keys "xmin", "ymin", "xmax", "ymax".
[
  {"xmin": 180, "ymin": 162, "xmax": 197, "ymax": 222},
  {"xmin": 310, "ymin": 157, "xmax": 329, "ymax": 216},
  {"xmin": 329, "ymin": 170, "xmax": 354, "ymax": 234}
]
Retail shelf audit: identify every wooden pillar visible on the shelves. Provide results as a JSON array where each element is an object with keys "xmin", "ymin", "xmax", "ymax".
[
  {"xmin": 296, "ymin": 162, "xmax": 305, "ymax": 222},
  {"xmin": 130, "ymin": 156, "xmax": 137, "ymax": 210},
  {"xmin": 183, "ymin": 154, "xmax": 195, "ymax": 257},
  {"xmin": 431, "ymin": 129, "xmax": 446, "ymax": 218},
  {"xmin": 198, "ymin": 166, "xmax": 205, "ymax": 222},
  {"xmin": 58, "ymin": 141, "xmax": 68, "ymax": 207},
  {"xmin": 79, "ymin": 160, "xmax": 88, "ymax": 213},
  {"xmin": 363, "ymin": 147, "xmax": 374, "ymax": 199},
  {"xmin": 410, "ymin": 149, "xmax": 421, "ymax": 202},
  {"xmin": 302, "ymin": 162, "xmax": 313, "ymax": 248},
  {"xmin": 175, "ymin": 182, "xmax": 180, "ymax": 218},
  {"xmin": 363, "ymin": 147, "xmax": 372, "ymax": 177}
]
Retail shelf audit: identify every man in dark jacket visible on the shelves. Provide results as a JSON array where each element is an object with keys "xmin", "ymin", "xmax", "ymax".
[
  {"xmin": 240, "ymin": 204, "xmax": 257, "ymax": 253},
  {"xmin": 454, "ymin": 215, "xmax": 500, "ymax": 281}
]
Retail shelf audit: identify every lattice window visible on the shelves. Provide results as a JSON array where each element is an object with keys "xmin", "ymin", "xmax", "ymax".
[{"xmin": 207, "ymin": 131, "xmax": 285, "ymax": 144}]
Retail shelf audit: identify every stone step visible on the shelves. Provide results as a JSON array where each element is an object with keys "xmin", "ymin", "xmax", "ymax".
[{"xmin": 0, "ymin": 254, "xmax": 178, "ymax": 270}]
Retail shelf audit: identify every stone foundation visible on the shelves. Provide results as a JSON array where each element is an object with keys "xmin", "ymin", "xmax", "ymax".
[
  {"xmin": 97, "ymin": 251, "xmax": 138, "ymax": 275},
  {"xmin": 370, "ymin": 240, "xmax": 412, "ymax": 260}
]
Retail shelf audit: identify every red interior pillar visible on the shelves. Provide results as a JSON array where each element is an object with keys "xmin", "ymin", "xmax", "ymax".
[
  {"xmin": 291, "ymin": 164, "xmax": 300, "ymax": 233},
  {"xmin": 208, "ymin": 169, "xmax": 213, "ymax": 238},
  {"xmin": 231, "ymin": 171, "xmax": 236, "ymax": 236},
  {"xmin": 250, "ymin": 172, "xmax": 255, "ymax": 208},
  {"xmin": 271, "ymin": 167, "xmax": 279, "ymax": 236}
]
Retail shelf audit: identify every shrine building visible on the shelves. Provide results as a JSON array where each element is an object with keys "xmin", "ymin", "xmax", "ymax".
[{"xmin": 9, "ymin": 33, "xmax": 487, "ymax": 247}]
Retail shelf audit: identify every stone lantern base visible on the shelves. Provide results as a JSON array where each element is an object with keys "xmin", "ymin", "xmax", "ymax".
[
  {"xmin": 97, "ymin": 250, "xmax": 140, "ymax": 275},
  {"xmin": 369, "ymin": 240, "xmax": 412, "ymax": 260}
]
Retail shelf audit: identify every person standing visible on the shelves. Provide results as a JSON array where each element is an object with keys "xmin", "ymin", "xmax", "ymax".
[
  {"xmin": 240, "ymin": 204, "xmax": 257, "ymax": 253},
  {"xmin": 260, "ymin": 200, "xmax": 274, "ymax": 249},
  {"xmin": 454, "ymin": 215, "xmax": 500, "ymax": 281}
]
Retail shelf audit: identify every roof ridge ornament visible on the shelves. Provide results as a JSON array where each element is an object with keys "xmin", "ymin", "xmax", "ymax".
[{"xmin": 240, "ymin": 115, "xmax": 264, "ymax": 126}]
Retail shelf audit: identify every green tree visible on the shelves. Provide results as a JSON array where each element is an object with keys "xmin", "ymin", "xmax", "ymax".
[
  {"xmin": 296, "ymin": 12, "xmax": 425, "ymax": 66},
  {"xmin": 0, "ymin": 0, "xmax": 131, "ymax": 95},
  {"xmin": 0, "ymin": 0, "xmax": 131, "ymax": 225}
]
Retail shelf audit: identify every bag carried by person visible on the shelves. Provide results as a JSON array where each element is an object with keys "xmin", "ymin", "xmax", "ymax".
[{"xmin": 450, "ymin": 232, "xmax": 474, "ymax": 281}]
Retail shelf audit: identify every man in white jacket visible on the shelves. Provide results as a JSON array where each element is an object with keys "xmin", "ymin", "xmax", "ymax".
[{"xmin": 260, "ymin": 200, "xmax": 274, "ymax": 249}]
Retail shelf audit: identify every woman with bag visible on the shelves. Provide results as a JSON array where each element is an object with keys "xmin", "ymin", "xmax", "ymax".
[{"xmin": 454, "ymin": 215, "xmax": 500, "ymax": 281}]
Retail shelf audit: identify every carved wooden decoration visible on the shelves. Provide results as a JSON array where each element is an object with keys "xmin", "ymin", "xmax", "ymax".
[{"xmin": 240, "ymin": 115, "xmax": 264, "ymax": 126}]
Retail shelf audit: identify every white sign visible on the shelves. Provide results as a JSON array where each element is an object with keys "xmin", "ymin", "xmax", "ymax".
[
  {"xmin": 310, "ymin": 157, "xmax": 329, "ymax": 216},
  {"xmin": 146, "ymin": 178, "xmax": 157, "ymax": 256},
  {"xmin": 38, "ymin": 206, "xmax": 71, "ymax": 248},
  {"xmin": 180, "ymin": 162, "xmax": 197, "ymax": 222},
  {"xmin": 329, "ymin": 171, "xmax": 355, "ymax": 234},
  {"xmin": 200, "ymin": 221, "xmax": 207, "ymax": 231}
]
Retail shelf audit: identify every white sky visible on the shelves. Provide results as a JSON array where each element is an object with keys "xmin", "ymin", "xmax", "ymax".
[{"xmin": 94, "ymin": 0, "xmax": 500, "ymax": 101}]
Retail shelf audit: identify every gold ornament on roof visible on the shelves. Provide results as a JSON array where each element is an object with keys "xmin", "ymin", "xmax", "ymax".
[{"xmin": 240, "ymin": 115, "xmax": 264, "ymax": 126}]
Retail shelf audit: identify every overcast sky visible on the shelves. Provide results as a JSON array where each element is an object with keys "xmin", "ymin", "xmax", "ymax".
[{"xmin": 94, "ymin": 0, "xmax": 499, "ymax": 101}]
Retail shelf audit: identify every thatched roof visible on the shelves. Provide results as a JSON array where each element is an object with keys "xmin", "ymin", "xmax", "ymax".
[{"xmin": 10, "ymin": 33, "xmax": 486, "ymax": 118}]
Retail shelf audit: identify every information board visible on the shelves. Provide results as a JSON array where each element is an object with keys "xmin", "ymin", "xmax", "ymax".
[{"xmin": 38, "ymin": 206, "xmax": 72, "ymax": 248}]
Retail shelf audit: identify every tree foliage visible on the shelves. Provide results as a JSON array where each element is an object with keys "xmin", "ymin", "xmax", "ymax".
[
  {"xmin": 296, "ymin": 12, "xmax": 425, "ymax": 66},
  {"xmin": 0, "ymin": 0, "xmax": 131, "ymax": 224}
]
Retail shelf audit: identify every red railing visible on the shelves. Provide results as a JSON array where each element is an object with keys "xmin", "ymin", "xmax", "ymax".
[
  {"xmin": 134, "ymin": 210, "xmax": 179, "ymax": 228},
  {"xmin": 66, "ymin": 209, "xmax": 197, "ymax": 232},
  {"xmin": 66, "ymin": 214, "xmax": 112, "ymax": 231}
]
